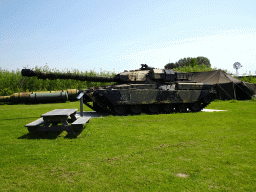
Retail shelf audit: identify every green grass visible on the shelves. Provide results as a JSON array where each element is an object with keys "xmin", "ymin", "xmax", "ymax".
[{"xmin": 0, "ymin": 100, "xmax": 256, "ymax": 191}]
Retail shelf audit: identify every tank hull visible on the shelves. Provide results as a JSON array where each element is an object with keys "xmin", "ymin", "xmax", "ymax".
[{"xmin": 81, "ymin": 83, "xmax": 215, "ymax": 115}]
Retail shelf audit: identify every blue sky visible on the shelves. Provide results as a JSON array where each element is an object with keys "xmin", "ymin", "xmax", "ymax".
[{"xmin": 1, "ymin": 0, "xmax": 256, "ymax": 75}]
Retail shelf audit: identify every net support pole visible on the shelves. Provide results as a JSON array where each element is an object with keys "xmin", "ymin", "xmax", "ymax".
[{"xmin": 233, "ymin": 82, "xmax": 236, "ymax": 100}]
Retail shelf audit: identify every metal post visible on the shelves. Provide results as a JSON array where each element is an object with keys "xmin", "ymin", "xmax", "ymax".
[
  {"xmin": 76, "ymin": 92, "xmax": 85, "ymax": 117},
  {"xmin": 80, "ymin": 95, "xmax": 83, "ymax": 117}
]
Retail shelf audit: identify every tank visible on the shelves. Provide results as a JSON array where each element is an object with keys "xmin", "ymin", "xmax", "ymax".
[{"xmin": 21, "ymin": 64, "xmax": 216, "ymax": 115}]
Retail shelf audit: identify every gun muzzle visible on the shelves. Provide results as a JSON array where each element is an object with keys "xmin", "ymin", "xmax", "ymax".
[{"xmin": 21, "ymin": 69, "xmax": 36, "ymax": 77}]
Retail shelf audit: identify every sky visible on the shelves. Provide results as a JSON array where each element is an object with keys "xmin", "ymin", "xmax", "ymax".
[{"xmin": 1, "ymin": 0, "xmax": 256, "ymax": 75}]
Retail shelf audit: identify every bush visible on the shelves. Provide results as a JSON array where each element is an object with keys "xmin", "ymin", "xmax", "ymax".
[
  {"xmin": 165, "ymin": 56, "xmax": 211, "ymax": 69},
  {"xmin": 173, "ymin": 64, "xmax": 214, "ymax": 73},
  {"xmin": 240, "ymin": 76, "xmax": 256, "ymax": 84}
]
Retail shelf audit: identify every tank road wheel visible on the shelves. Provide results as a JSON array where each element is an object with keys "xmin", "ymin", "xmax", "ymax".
[
  {"xmin": 204, "ymin": 94, "xmax": 212, "ymax": 104},
  {"xmin": 190, "ymin": 102, "xmax": 201, "ymax": 112},
  {"xmin": 148, "ymin": 104, "xmax": 159, "ymax": 114},
  {"xmin": 130, "ymin": 105, "xmax": 142, "ymax": 115},
  {"xmin": 163, "ymin": 104, "xmax": 173, "ymax": 113},
  {"xmin": 178, "ymin": 104, "xmax": 188, "ymax": 113},
  {"xmin": 113, "ymin": 105, "xmax": 126, "ymax": 116}
]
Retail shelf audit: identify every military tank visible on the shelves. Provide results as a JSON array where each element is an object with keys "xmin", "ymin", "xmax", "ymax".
[{"xmin": 21, "ymin": 64, "xmax": 215, "ymax": 115}]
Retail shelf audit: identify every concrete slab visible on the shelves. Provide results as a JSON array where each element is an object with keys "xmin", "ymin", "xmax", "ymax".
[
  {"xmin": 202, "ymin": 109, "xmax": 228, "ymax": 112},
  {"xmin": 76, "ymin": 111, "xmax": 109, "ymax": 118},
  {"xmin": 75, "ymin": 109, "xmax": 228, "ymax": 118}
]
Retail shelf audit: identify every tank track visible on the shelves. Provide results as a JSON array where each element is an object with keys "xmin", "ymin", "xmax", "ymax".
[
  {"xmin": 92, "ymin": 102, "xmax": 212, "ymax": 116},
  {"xmin": 85, "ymin": 94, "xmax": 215, "ymax": 116}
]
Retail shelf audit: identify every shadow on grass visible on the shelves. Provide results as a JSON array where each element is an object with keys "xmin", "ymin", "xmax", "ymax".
[
  {"xmin": 1, "ymin": 117, "xmax": 38, "ymax": 121},
  {"xmin": 18, "ymin": 132, "xmax": 62, "ymax": 139},
  {"xmin": 18, "ymin": 129, "xmax": 85, "ymax": 139},
  {"xmin": 64, "ymin": 129, "xmax": 84, "ymax": 139}
]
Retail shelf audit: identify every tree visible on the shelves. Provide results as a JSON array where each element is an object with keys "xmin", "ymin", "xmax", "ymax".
[
  {"xmin": 175, "ymin": 57, "xmax": 192, "ymax": 68},
  {"xmin": 189, "ymin": 58, "xmax": 198, "ymax": 67},
  {"xmin": 164, "ymin": 63, "xmax": 176, "ymax": 69},
  {"xmin": 165, "ymin": 56, "xmax": 211, "ymax": 69},
  {"xmin": 196, "ymin": 56, "xmax": 211, "ymax": 67}
]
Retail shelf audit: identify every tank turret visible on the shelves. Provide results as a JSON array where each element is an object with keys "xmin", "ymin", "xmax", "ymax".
[{"xmin": 21, "ymin": 64, "xmax": 215, "ymax": 115}]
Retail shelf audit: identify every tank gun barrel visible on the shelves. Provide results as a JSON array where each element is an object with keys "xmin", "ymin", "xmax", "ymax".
[{"xmin": 21, "ymin": 69, "xmax": 118, "ymax": 82}]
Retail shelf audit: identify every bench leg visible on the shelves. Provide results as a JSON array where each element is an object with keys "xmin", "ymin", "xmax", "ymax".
[
  {"xmin": 70, "ymin": 113, "xmax": 77, "ymax": 122},
  {"xmin": 62, "ymin": 121, "xmax": 76, "ymax": 137},
  {"xmin": 27, "ymin": 126, "xmax": 39, "ymax": 133}
]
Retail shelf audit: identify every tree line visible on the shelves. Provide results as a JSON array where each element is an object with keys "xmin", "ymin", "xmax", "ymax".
[{"xmin": 165, "ymin": 56, "xmax": 211, "ymax": 70}]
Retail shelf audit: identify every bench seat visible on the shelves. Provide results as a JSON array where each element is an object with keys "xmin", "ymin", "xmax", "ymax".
[
  {"xmin": 25, "ymin": 118, "xmax": 44, "ymax": 127},
  {"xmin": 72, "ymin": 116, "xmax": 91, "ymax": 130}
]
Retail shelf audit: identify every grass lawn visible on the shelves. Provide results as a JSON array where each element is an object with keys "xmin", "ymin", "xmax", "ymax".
[{"xmin": 0, "ymin": 100, "xmax": 255, "ymax": 191}]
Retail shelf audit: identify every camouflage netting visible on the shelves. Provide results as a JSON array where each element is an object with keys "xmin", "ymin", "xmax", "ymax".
[{"xmin": 191, "ymin": 70, "xmax": 256, "ymax": 100}]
